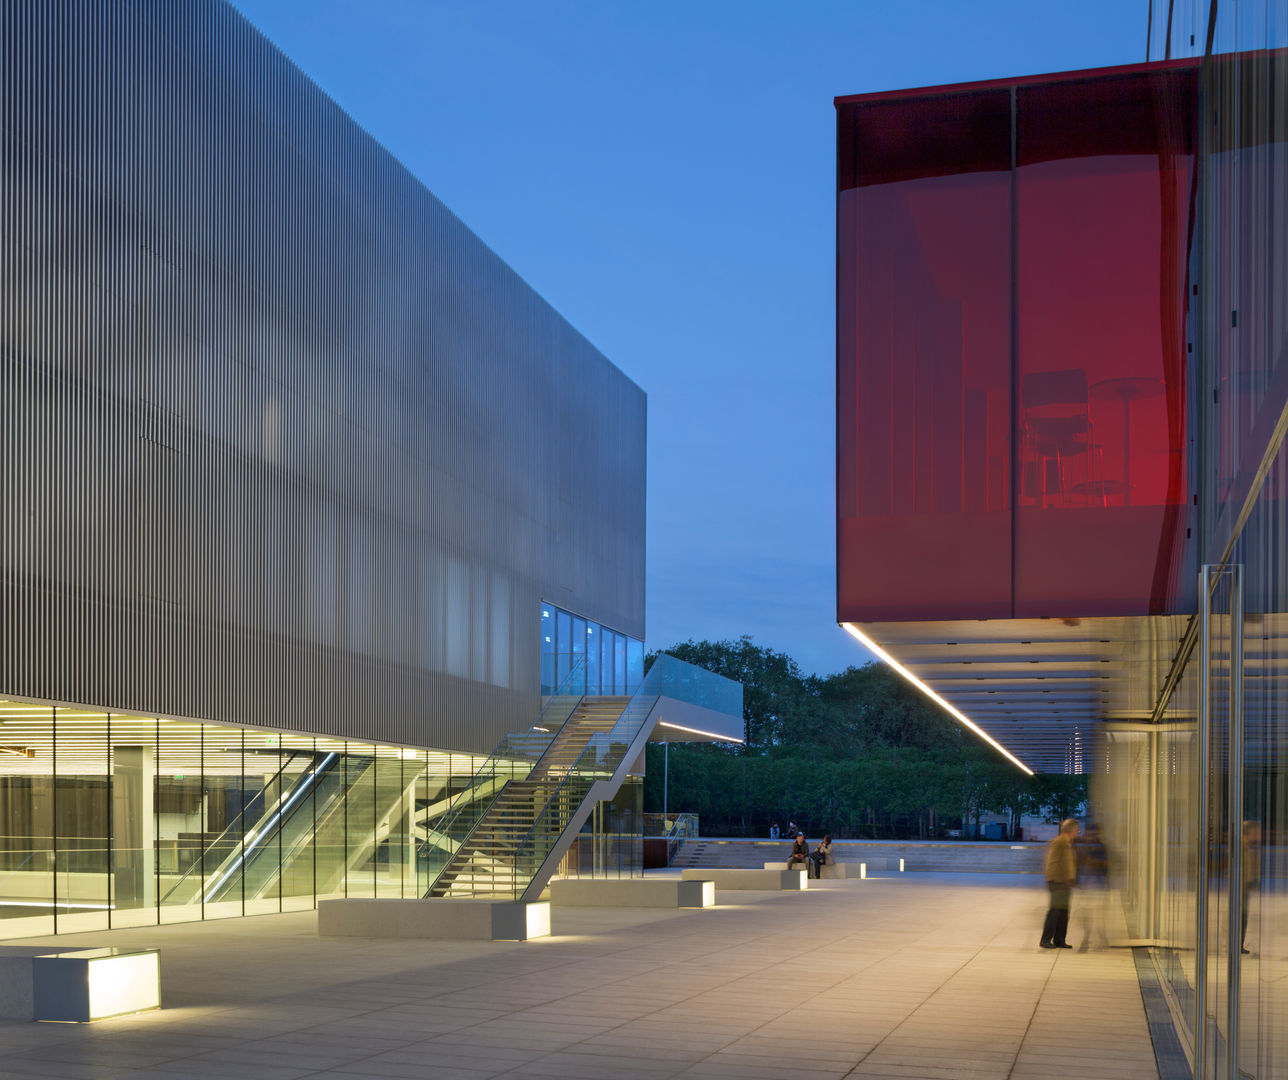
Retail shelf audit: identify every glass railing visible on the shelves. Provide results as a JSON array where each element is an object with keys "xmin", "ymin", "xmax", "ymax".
[
  {"xmin": 418, "ymin": 656, "xmax": 589, "ymax": 893},
  {"xmin": 650, "ymin": 653, "xmax": 743, "ymax": 719},
  {"xmin": 644, "ymin": 812, "xmax": 699, "ymax": 864}
]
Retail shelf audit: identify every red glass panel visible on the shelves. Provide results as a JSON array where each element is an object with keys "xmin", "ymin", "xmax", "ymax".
[
  {"xmin": 838, "ymin": 166, "xmax": 1012, "ymax": 623},
  {"xmin": 837, "ymin": 62, "xmax": 1197, "ymax": 625},
  {"xmin": 1014, "ymin": 70, "xmax": 1193, "ymax": 617}
]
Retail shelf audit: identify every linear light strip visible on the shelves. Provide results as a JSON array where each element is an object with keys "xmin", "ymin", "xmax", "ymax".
[
  {"xmin": 656, "ymin": 720, "xmax": 745, "ymax": 743},
  {"xmin": 841, "ymin": 623, "xmax": 1034, "ymax": 775}
]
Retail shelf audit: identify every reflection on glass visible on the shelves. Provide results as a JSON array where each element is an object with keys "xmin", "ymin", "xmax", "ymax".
[
  {"xmin": 539, "ymin": 601, "xmax": 643, "ymax": 698},
  {"xmin": 56, "ymin": 707, "xmax": 109, "ymax": 933},
  {"xmin": 0, "ymin": 701, "xmax": 54, "ymax": 936}
]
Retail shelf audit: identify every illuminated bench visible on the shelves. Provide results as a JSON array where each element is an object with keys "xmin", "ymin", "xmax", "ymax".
[
  {"xmin": 318, "ymin": 898, "xmax": 551, "ymax": 941},
  {"xmin": 549, "ymin": 878, "xmax": 714, "ymax": 908},
  {"xmin": 762, "ymin": 861, "xmax": 870, "ymax": 879},
  {"xmin": 32, "ymin": 948, "xmax": 160, "ymax": 1022},
  {"xmin": 680, "ymin": 868, "xmax": 806, "ymax": 890}
]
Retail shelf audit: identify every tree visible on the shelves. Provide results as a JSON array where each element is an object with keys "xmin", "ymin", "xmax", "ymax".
[
  {"xmin": 644, "ymin": 639, "xmax": 1054, "ymax": 839},
  {"xmin": 1032, "ymin": 775, "xmax": 1089, "ymax": 823}
]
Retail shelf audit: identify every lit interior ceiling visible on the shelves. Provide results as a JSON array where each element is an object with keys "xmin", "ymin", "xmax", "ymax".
[
  {"xmin": 0, "ymin": 701, "xmax": 477, "ymax": 777},
  {"xmin": 847, "ymin": 613, "xmax": 1195, "ymax": 773}
]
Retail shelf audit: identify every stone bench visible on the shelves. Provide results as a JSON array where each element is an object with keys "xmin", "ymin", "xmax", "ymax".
[
  {"xmin": 1, "ymin": 946, "xmax": 160, "ymax": 1022},
  {"xmin": 681, "ymin": 868, "xmax": 806, "ymax": 891},
  {"xmin": 761, "ymin": 861, "xmax": 870, "ymax": 879},
  {"xmin": 318, "ymin": 898, "xmax": 550, "ymax": 941},
  {"xmin": 550, "ymin": 878, "xmax": 714, "ymax": 908}
]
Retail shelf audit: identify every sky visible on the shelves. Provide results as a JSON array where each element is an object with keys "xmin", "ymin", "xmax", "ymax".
[{"xmin": 229, "ymin": 0, "xmax": 1148, "ymax": 677}]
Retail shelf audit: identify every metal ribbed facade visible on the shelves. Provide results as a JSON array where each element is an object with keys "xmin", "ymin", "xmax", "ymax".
[{"xmin": 0, "ymin": 0, "xmax": 646, "ymax": 752}]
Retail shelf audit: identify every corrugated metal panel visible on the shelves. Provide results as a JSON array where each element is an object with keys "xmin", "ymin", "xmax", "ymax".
[{"xmin": 0, "ymin": 0, "xmax": 646, "ymax": 754}]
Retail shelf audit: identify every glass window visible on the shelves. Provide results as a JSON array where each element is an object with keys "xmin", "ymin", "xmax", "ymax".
[
  {"xmin": 313, "ymin": 737, "xmax": 350, "ymax": 901},
  {"xmin": 601, "ymin": 630, "xmax": 616, "ymax": 693},
  {"xmin": 55, "ymin": 706, "xmax": 110, "ymax": 933},
  {"xmin": 572, "ymin": 617, "xmax": 587, "ymax": 693},
  {"xmin": 200, "ymin": 724, "xmax": 245, "ymax": 922},
  {"xmin": 586, "ymin": 622, "xmax": 601, "ymax": 695},
  {"xmin": 0, "ymin": 701, "xmax": 54, "ymax": 937},
  {"xmin": 614, "ymin": 634, "xmax": 627, "ymax": 696},
  {"xmin": 241, "ymin": 729, "xmax": 283, "ymax": 916},
  {"xmin": 838, "ymin": 89, "xmax": 1013, "ymax": 622},
  {"xmin": 109, "ymin": 715, "xmax": 158, "ymax": 929},
  {"xmin": 158, "ymin": 717, "xmax": 206, "ymax": 923},
  {"xmin": 278, "ymin": 732, "xmax": 317, "ymax": 912},
  {"xmin": 1014, "ymin": 71, "xmax": 1192, "ymax": 617},
  {"xmin": 626, "ymin": 639, "xmax": 644, "ymax": 694},
  {"xmin": 556, "ymin": 609, "xmax": 572, "ymax": 688},
  {"xmin": 541, "ymin": 605, "xmax": 555, "ymax": 696}
]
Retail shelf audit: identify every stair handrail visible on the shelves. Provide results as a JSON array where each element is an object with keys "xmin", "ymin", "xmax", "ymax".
[
  {"xmin": 504, "ymin": 730, "xmax": 629, "ymax": 899},
  {"xmin": 508, "ymin": 653, "xmax": 741, "ymax": 899},
  {"xmin": 419, "ymin": 655, "xmax": 589, "ymax": 892},
  {"xmin": 432, "ymin": 653, "xmax": 742, "ymax": 899},
  {"xmin": 504, "ymin": 660, "xmax": 694, "ymax": 897}
]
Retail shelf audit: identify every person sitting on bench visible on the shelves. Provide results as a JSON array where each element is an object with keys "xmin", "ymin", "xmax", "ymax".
[
  {"xmin": 810, "ymin": 835, "xmax": 833, "ymax": 878},
  {"xmin": 788, "ymin": 833, "xmax": 810, "ymax": 875}
]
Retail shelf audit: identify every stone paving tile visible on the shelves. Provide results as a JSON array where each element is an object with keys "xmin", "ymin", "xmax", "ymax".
[{"xmin": 0, "ymin": 872, "xmax": 1160, "ymax": 1079}]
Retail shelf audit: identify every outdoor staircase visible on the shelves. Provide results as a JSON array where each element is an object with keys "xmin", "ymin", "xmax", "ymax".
[
  {"xmin": 420, "ymin": 653, "xmax": 740, "ymax": 903},
  {"xmin": 425, "ymin": 696, "xmax": 632, "ymax": 899}
]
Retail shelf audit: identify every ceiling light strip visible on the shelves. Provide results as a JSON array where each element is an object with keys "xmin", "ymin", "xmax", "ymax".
[{"xmin": 841, "ymin": 623, "xmax": 1035, "ymax": 775}]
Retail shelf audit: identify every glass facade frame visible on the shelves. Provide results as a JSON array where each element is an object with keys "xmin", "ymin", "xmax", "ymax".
[
  {"xmin": 540, "ymin": 602, "xmax": 644, "ymax": 697},
  {"xmin": 0, "ymin": 697, "xmax": 492, "ymax": 941}
]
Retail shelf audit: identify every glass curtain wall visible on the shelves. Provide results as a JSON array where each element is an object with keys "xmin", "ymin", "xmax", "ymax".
[
  {"xmin": 557, "ymin": 776, "xmax": 644, "ymax": 882},
  {"xmin": 540, "ymin": 602, "xmax": 644, "ymax": 697},
  {"xmin": 0, "ymin": 698, "xmax": 489, "ymax": 940}
]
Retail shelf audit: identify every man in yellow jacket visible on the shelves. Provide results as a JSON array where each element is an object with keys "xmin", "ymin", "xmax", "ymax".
[{"xmin": 1039, "ymin": 818, "xmax": 1080, "ymax": 949}]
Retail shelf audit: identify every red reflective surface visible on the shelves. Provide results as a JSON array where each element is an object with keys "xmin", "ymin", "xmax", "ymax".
[{"xmin": 837, "ymin": 62, "xmax": 1196, "ymax": 624}]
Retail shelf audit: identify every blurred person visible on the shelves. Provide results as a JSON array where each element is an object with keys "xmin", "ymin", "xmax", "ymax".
[
  {"xmin": 769, "ymin": 822, "xmax": 780, "ymax": 840},
  {"xmin": 1039, "ymin": 818, "xmax": 1079, "ymax": 949},
  {"xmin": 1242, "ymin": 819, "xmax": 1262, "ymax": 955},
  {"xmin": 1076, "ymin": 822, "xmax": 1108, "ymax": 951}
]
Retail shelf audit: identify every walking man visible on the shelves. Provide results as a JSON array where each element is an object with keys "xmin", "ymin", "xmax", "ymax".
[{"xmin": 1039, "ymin": 818, "xmax": 1079, "ymax": 949}]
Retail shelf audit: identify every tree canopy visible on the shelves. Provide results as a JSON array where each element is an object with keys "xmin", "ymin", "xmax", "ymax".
[{"xmin": 645, "ymin": 637, "xmax": 1086, "ymax": 839}]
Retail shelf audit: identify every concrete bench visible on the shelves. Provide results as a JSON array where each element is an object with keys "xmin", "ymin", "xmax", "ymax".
[
  {"xmin": 761, "ymin": 861, "xmax": 870, "ymax": 880},
  {"xmin": 681, "ymin": 868, "xmax": 806, "ymax": 891},
  {"xmin": 550, "ymin": 878, "xmax": 714, "ymax": 908},
  {"xmin": 319, "ymin": 898, "xmax": 550, "ymax": 941},
  {"xmin": 1, "ymin": 946, "xmax": 160, "ymax": 1022}
]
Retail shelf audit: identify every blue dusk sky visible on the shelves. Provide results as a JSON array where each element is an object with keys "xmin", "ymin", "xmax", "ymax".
[{"xmin": 230, "ymin": 0, "xmax": 1148, "ymax": 676}]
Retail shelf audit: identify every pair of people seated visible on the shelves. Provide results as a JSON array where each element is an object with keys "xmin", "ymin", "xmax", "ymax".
[{"xmin": 787, "ymin": 834, "xmax": 832, "ymax": 878}]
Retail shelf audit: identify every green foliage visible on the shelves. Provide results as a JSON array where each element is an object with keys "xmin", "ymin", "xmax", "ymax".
[{"xmin": 644, "ymin": 638, "xmax": 1083, "ymax": 839}]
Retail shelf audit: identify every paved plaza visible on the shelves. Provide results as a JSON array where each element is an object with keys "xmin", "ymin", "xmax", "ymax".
[{"xmin": 0, "ymin": 872, "xmax": 1159, "ymax": 1079}]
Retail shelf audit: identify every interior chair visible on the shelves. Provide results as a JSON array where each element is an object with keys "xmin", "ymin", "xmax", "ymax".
[{"xmin": 1021, "ymin": 368, "xmax": 1102, "ymax": 508}]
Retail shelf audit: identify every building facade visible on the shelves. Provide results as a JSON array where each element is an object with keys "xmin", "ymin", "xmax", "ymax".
[
  {"xmin": 0, "ymin": 0, "xmax": 647, "ymax": 937},
  {"xmin": 837, "ymin": 7, "xmax": 1286, "ymax": 1076}
]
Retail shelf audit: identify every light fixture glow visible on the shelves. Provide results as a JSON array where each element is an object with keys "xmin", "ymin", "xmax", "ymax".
[
  {"xmin": 841, "ymin": 622, "xmax": 1035, "ymax": 775},
  {"xmin": 656, "ymin": 720, "xmax": 745, "ymax": 743}
]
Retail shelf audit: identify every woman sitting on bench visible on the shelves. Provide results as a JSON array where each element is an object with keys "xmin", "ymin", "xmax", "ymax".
[{"xmin": 811, "ymin": 835, "xmax": 833, "ymax": 879}]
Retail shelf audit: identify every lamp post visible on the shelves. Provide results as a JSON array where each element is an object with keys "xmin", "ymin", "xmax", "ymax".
[{"xmin": 663, "ymin": 741, "xmax": 669, "ymax": 822}]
